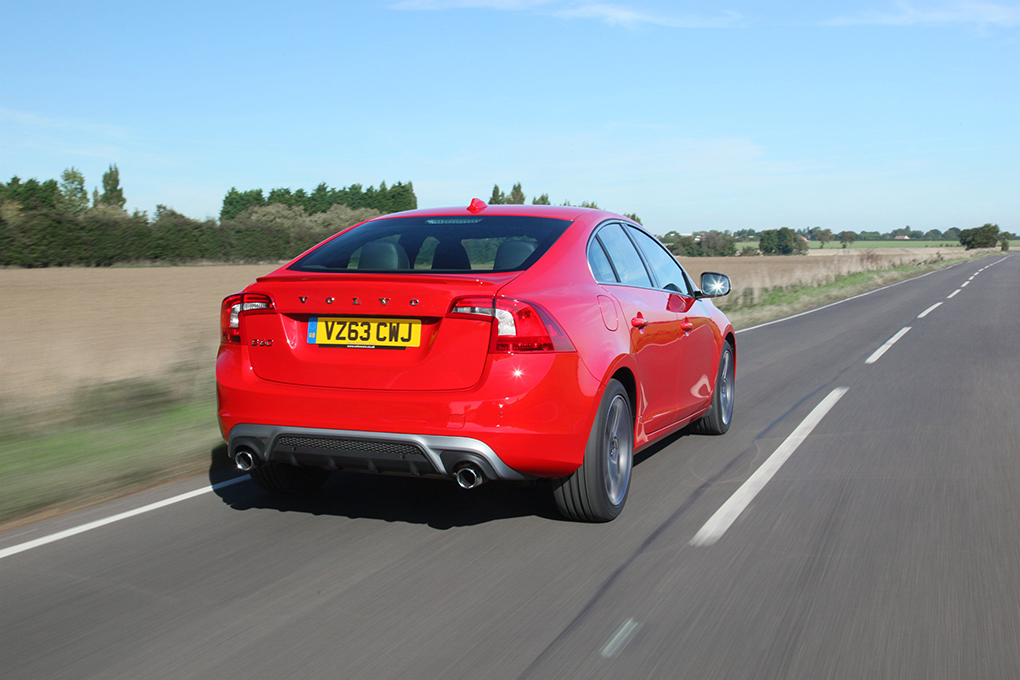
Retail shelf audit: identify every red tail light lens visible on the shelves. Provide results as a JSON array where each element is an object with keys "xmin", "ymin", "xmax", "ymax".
[
  {"xmin": 448, "ymin": 297, "xmax": 575, "ymax": 353},
  {"xmin": 220, "ymin": 293, "xmax": 274, "ymax": 343}
]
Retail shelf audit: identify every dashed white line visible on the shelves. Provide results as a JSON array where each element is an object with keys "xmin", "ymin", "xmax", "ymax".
[
  {"xmin": 0, "ymin": 477, "xmax": 248, "ymax": 561},
  {"xmin": 865, "ymin": 327, "xmax": 911, "ymax": 364},
  {"xmin": 917, "ymin": 302, "xmax": 943, "ymax": 319},
  {"xmin": 948, "ymin": 289, "xmax": 961, "ymax": 298},
  {"xmin": 961, "ymin": 281, "xmax": 970, "ymax": 287},
  {"xmin": 601, "ymin": 619, "xmax": 641, "ymax": 658},
  {"xmin": 690, "ymin": 387, "xmax": 849, "ymax": 546}
]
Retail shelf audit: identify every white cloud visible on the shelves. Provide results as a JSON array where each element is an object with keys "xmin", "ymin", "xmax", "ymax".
[{"xmin": 826, "ymin": 1, "xmax": 1020, "ymax": 27}]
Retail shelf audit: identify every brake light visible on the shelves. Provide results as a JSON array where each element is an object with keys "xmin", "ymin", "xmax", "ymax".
[
  {"xmin": 448, "ymin": 297, "xmax": 575, "ymax": 353},
  {"xmin": 220, "ymin": 293, "xmax": 274, "ymax": 343}
]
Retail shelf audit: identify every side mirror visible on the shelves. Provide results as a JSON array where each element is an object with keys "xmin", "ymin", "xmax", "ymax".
[{"xmin": 697, "ymin": 272, "xmax": 731, "ymax": 298}]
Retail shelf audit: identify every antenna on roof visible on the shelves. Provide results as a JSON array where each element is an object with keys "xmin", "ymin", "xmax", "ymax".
[{"xmin": 467, "ymin": 198, "xmax": 488, "ymax": 214}]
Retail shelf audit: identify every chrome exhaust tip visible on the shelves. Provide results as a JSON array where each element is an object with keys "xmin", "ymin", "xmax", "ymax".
[
  {"xmin": 235, "ymin": 449, "xmax": 257, "ymax": 472},
  {"xmin": 454, "ymin": 464, "xmax": 484, "ymax": 489}
]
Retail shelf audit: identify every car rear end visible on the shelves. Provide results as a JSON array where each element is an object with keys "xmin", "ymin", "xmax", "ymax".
[{"xmin": 216, "ymin": 206, "xmax": 603, "ymax": 487}]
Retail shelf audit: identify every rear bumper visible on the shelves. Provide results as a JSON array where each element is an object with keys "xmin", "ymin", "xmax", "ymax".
[
  {"xmin": 216, "ymin": 346, "xmax": 603, "ymax": 478},
  {"xmin": 228, "ymin": 424, "xmax": 531, "ymax": 481}
]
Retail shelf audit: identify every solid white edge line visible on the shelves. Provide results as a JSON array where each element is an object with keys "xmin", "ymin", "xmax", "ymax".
[
  {"xmin": 690, "ymin": 387, "xmax": 849, "ymax": 546},
  {"xmin": 948, "ymin": 289, "xmax": 961, "ymax": 298},
  {"xmin": 917, "ymin": 302, "xmax": 943, "ymax": 319},
  {"xmin": 0, "ymin": 476, "xmax": 248, "ymax": 561},
  {"xmin": 865, "ymin": 326, "xmax": 911, "ymax": 365}
]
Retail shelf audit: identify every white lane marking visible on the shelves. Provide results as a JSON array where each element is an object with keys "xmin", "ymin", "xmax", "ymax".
[
  {"xmin": 961, "ymin": 281, "xmax": 969, "ymax": 287},
  {"xmin": 690, "ymin": 388, "xmax": 849, "ymax": 546},
  {"xmin": 948, "ymin": 289, "xmax": 961, "ymax": 298},
  {"xmin": 0, "ymin": 477, "xmax": 248, "ymax": 561},
  {"xmin": 865, "ymin": 326, "xmax": 911, "ymax": 364},
  {"xmin": 601, "ymin": 618, "xmax": 641, "ymax": 658},
  {"xmin": 917, "ymin": 302, "xmax": 943, "ymax": 319}
]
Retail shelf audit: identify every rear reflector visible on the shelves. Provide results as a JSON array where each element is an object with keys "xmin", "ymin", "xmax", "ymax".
[{"xmin": 448, "ymin": 296, "xmax": 575, "ymax": 353}]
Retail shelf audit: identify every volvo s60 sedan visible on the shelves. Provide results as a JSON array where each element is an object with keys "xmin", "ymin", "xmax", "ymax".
[{"xmin": 217, "ymin": 200, "xmax": 734, "ymax": 521}]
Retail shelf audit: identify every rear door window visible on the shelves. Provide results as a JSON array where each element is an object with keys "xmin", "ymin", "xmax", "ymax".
[
  {"xmin": 627, "ymin": 226, "xmax": 693, "ymax": 295},
  {"xmin": 594, "ymin": 223, "xmax": 652, "ymax": 288}
]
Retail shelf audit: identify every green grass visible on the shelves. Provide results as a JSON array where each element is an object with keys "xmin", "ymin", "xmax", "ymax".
[{"xmin": 0, "ymin": 399, "xmax": 228, "ymax": 526}]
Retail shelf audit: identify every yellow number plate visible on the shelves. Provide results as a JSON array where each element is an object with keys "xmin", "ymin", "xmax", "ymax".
[{"xmin": 307, "ymin": 317, "xmax": 421, "ymax": 348}]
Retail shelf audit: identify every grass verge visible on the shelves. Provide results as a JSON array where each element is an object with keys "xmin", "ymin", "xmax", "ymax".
[{"xmin": 0, "ymin": 399, "xmax": 229, "ymax": 528}]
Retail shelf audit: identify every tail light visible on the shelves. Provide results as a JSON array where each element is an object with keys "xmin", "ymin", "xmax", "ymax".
[
  {"xmin": 448, "ymin": 296, "xmax": 575, "ymax": 353},
  {"xmin": 220, "ymin": 293, "xmax": 274, "ymax": 343}
]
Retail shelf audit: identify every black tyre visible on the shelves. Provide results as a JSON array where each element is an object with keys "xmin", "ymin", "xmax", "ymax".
[
  {"xmin": 554, "ymin": 379, "xmax": 633, "ymax": 522},
  {"xmin": 249, "ymin": 462, "xmax": 331, "ymax": 494},
  {"xmin": 694, "ymin": 341, "xmax": 734, "ymax": 435}
]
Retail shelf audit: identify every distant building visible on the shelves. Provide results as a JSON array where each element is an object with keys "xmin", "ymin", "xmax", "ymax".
[{"xmin": 894, "ymin": 235, "xmax": 911, "ymax": 240}]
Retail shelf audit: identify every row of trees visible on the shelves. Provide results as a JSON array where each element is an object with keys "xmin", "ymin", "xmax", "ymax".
[
  {"xmin": 731, "ymin": 225, "xmax": 981, "ymax": 244},
  {"xmin": 0, "ymin": 168, "xmax": 399, "ymax": 267},
  {"xmin": 220, "ymin": 181, "xmax": 416, "ymax": 221}
]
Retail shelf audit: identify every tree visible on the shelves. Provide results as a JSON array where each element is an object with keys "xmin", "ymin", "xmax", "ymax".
[
  {"xmin": 942, "ymin": 227, "xmax": 961, "ymax": 241},
  {"xmin": 623, "ymin": 212, "xmax": 641, "ymax": 225},
  {"xmin": 532, "ymin": 193, "xmax": 550, "ymax": 205},
  {"xmin": 488, "ymin": 184, "xmax": 506, "ymax": 205},
  {"xmin": 0, "ymin": 176, "xmax": 60, "ymax": 210},
  {"xmin": 99, "ymin": 164, "xmax": 126, "ymax": 209},
  {"xmin": 699, "ymin": 230, "xmax": 737, "ymax": 257},
  {"xmin": 776, "ymin": 227, "xmax": 797, "ymax": 255},
  {"xmin": 839, "ymin": 230, "xmax": 856, "ymax": 249},
  {"xmin": 758, "ymin": 229, "xmax": 778, "ymax": 254},
  {"xmin": 221, "ymin": 188, "xmax": 266, "ymax": 221},
  {"xmin": 507, "ymin": 183, "xmax": 526, "ymax": 205},
  {"xmin": 923, "ymin": 229, "xmax": 943, "ymax": 240},
  {"xmin": 816, "ymin": 228, "xmax": 833, "ymax": 249},
  {"xmin": 959, "ymin": 223, "xmax": 1000, "ymax": 249},
  {"xmin": 999, "ymin": 232, "xmax": 1014, "ymax": 251},
  {"xmin": 58, "ymin": 167, "xmax": 89, "ymax": 214}
]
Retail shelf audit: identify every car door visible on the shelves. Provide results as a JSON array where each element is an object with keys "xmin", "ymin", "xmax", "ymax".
[
  {"xmin": 591, "ymin": 223, "xmax": 681, "ymax": 436},
  {"xmin": 626, "ymin": 226, "xmax": 717, "ymax": 421}
]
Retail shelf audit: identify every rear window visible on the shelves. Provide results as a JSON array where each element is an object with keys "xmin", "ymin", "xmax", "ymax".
[{"xmin": 290, "ymin": 215, "xmax": 570, "ymax": 273}]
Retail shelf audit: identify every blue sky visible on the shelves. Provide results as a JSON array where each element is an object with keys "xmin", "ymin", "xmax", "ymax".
[{"xmin": 1, "ymin": 1, "xmax": 1017, "ymax": 234}]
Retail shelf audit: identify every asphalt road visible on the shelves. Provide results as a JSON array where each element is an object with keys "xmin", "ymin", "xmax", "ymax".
[{"xmin": 2, "ymin": 254, "xmax": 1017, "ymax": 680}]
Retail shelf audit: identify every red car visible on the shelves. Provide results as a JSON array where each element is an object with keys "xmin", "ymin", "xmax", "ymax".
[{"xmin": 217, "ymin": 200, "xmax": 734, "ymax": 521}]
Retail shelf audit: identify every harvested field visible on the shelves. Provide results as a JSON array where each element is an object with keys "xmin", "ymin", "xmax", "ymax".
[
  {"xmin": 0, "ymin": 265, "xmax": 270, "ymax": 426},
  {"xmin": 681, "ymin": 248, "xmax": 964, "ymax": 308}
]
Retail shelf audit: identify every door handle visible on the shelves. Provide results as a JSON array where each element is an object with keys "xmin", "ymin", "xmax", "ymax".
[
  {"xmin": 680, "ymin": 320, "xmax": 694, "ymax": 332},
  {"xmin": 631, "ymin": 315, "xmax": 649, "ymax": 329}
]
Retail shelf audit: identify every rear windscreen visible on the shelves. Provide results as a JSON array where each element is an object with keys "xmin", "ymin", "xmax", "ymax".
[{"xmin": 289, "ymin": 215, "xmax": 571, "ymax": 273}]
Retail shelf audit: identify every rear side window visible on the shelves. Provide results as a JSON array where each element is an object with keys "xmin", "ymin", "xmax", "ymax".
[
  {"xmin": 627, "ymin": 226, "xmax": 693, "ymax": 295},
  {"xmin": 290, "ymin": 215, "xmax": 570, "ymax": 273},
  {"xmin": 592, "ymin": 223, "xmax": 652, "ymax": 288}
]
